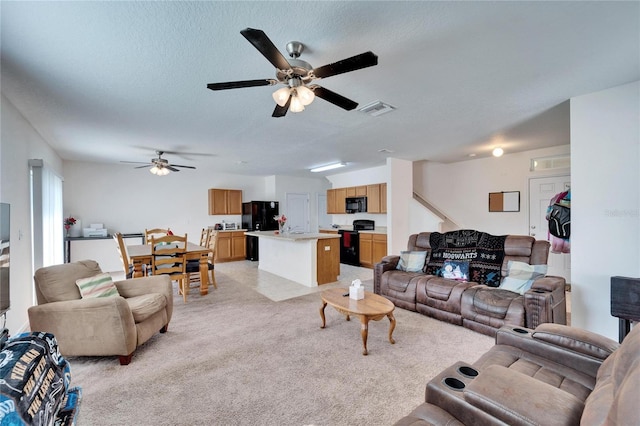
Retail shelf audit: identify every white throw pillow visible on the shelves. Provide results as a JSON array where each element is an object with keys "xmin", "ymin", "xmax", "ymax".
[
  {"xmin": 397, "ymin": 251, "xmax": 428, "ymax": 272},
  {"xmin": 499, "ymin": 261, "xmax": 548, "ymax": 295},
  {"xmin": 76, "ymin": 272, "xmax": 120, "ymax": 298}
]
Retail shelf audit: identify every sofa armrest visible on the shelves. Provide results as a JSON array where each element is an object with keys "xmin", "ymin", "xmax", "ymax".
[
  {"xmin": 28, "ymin": 297, "xmax": 137, "ymax": 357},
  {"xmin": 115, "ymin": 275, "xmax": 173, "ymax": 324},
  {"xmin": 524, "ymin": 275, "xmax": 567, "ymax": 327},
  {"xmin": 531, "ymin": 323, "xmax": 619, "ymax": 360},
  {"xmin": 493, "ymin": 324, "xmax": 619, "ymax": 377},
  {"xmin": 373, "ymin": 255, "xmax": 400, "ymax": 294},
  {"xmin": 114, "ymin": 275, "xmax": 171, "ymax": 297},
  {"xmin": 530, "ymin": 275, "xmax": 565, "ymax": 292},
  {"xmin": 464, "ymin": 365, "xmax": 584, "ymax": 426}
]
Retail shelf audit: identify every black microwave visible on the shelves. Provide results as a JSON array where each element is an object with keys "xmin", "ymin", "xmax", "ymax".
[{"xmin": 345, "ymin": 196, "xmax": 367, "ymax": 214}]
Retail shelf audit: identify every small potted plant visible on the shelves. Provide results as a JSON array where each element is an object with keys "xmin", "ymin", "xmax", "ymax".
[
  {"xmin": 274, "ymin": 214, "xmax": 287, "ymax": 234},
  {"xmin": 64, "ymin": 217, "xmax": 77, "ymax": 237}
]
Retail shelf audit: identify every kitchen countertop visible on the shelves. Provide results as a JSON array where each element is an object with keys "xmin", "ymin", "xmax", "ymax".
[{"xmin": 245, "ymin": 230, "xmax": 340, "ymax": 241}]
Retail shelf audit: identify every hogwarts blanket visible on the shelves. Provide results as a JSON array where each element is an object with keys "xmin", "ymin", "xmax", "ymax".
[
  {"xmin": 0, "ymin": 332, "xmax": 81, "ymax": 426},
  {"xmin": 425, "ymin": 230, "xmax": 507, "ymax": 287}
]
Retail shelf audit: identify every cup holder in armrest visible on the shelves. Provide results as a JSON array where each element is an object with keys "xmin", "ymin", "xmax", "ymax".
[
  {"xmin": 457, "ymin": 366, "xmax": 479, "ymax": 378},
  {"xmin": 443, "ymin": 377, "xmax": 465, "ymax": 391},
  {"xmin": 513, "ymin": 327, "xmax": 529, "ymax": 334}
]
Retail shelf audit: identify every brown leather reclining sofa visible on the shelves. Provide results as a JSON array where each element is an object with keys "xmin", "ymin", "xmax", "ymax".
[
  {"xmin": 374, "ymin": 231, "xmax": 567, "ymax": 336},
  {"xmin": 394, "ymin": 323, "xmax": 640, "ymax": 425}
]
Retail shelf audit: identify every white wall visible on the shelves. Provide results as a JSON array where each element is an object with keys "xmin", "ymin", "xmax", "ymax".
[
  {"xmin": 63, "ymin": 161, "xmax": 265, "ymax": 237},
  {"xmin": 388, "ymin": 158, "xmax": 413, "ymax": 254},
  {"xmin": 1, "ymin": 94, "xmax": 63, "ymax": 334},
  {"xmin": 63, "ymin": 162, "xmax": 329, "ymax": 252},
  {"xmin": 415, "ymin": 145, "xmax": 571, "ymax": 236},
  {"xmin": 272, "ymin": 175, "xmax": 331, "ymax": 231},
  {"xmin": 570, "ymin": 80, "xmax": 640, "ymax": 340},
  {"xmin": 408, "ymin": 198, "xmax": 442, "ymax": 236}
]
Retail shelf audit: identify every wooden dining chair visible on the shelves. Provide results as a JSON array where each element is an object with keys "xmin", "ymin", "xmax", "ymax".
[
  {"xmin": 150, "ymin": 234, "xmax": 189, "ymax": 302},
  {"xmin": 113, "ymin": 232, "xmax": 135, "ymax": 278},
  {"xmin": 145, "ymin": 228, "xmax": 169, "ymax": 244},
  {"xmin": 199, "ymin": 228, "xmax": 211, "ymax": 247},
  {"xmin": 186, "ymin": 230, "xmax": 218, "ymax": 289},
  {"xmin": 187, "ymin": 227, "xmax": 212, "ymax": 287}
]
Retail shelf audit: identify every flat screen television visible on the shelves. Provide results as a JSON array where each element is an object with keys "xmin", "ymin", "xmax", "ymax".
[{"xmin": 0, "ymin": 203, "xmax": 10, "ymax": 316}]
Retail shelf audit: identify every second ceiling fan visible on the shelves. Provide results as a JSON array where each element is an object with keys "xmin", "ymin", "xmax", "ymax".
[{"xmin": 207, "ymin": 28, "xmax": 378, "ymax": 117}]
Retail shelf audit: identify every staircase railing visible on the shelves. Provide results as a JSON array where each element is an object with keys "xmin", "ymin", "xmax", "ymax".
[{"xmin": 412, "ymin": 192, "xmax": 460, "ymax": 232}]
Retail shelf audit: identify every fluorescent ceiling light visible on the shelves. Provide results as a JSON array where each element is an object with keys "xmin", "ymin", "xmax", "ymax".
[{"xmin": 310, "ymin": 162, "xmax": 346, "ymax": 173}]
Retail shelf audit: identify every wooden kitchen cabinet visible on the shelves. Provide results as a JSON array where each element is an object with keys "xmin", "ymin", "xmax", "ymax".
[
  {"xmin": 327, "ymin": 189, "xmax": 336, "ymax": 214},
  {"xmin": 366, "ymin": 184, "xmax": 381, "ymax": 213},
  {"xmin": 372, "ymin": 233, "xmax": 388, "ymax": 265},
  {"xmin": 227, "ymin": 190, "xmax": 242, "ymax": 214},
  {"xmin": 359, "ymin": 233, "xmax": 373, "ymax": 268},
  {"xmin": 231, "ymin": 231, "xmax": 246, "ymax": 258},
  {"xmin": 208, "ymin": 189, "xmax": 242, "ymax": 215},
  {"xmin": 327, "ymin": 188, "xmax": 347, "ymax": 214},
  {"xmin": 359, "ymin": 233, "xmax": 387, "ymax": 268},
  {"xmin": 334, "ymin": 188, "xmax": 346, "ymax": 213},
  {"xmin": 327, "ymin": 183, "xmax": 386, "ymax": 214},
  {"xmin": 215, "ymin": 230, "xmax": 246, "ymax": 262},
  {"xmin": 380, "ymin": 183, "xmax": 387, "ymax": 213}
]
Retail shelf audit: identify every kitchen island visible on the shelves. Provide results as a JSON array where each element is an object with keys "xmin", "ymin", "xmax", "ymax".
[{"xmin": 244, "ymin": 231, "xmax": 341, "ymax": 287}]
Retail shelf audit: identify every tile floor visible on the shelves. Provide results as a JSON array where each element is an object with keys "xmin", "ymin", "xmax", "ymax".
[{"xmin": 214, "ymin": 260, "xmax": 375, "ymax": 302}]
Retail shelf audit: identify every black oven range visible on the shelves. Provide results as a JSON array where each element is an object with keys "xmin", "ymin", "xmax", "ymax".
[{"xmin": 338, "ymin": 219, "xmax": 375, "ymax": 266}]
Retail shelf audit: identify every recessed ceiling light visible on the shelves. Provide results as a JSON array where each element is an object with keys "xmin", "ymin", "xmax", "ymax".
[
  {"xmin": 310, "ymin": 162, "xmax": 346, "ymax": 173},
  {"xmin": 468, "ymin": 153, "xmax": 477, "ymax": 157},
  {"xmin": 492, "ymin": 147, "xmax": 504, "ymax": 157}
]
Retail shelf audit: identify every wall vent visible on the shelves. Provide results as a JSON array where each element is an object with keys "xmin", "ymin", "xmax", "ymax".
[{"xmin": 358, "ymin": 101, "xmax": 396, "ymax": 116}]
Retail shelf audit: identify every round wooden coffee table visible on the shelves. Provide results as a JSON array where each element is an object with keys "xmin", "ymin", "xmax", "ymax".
[{"xmin": 319, "ymin": 287, "xmax": 396, "ymax": 355}]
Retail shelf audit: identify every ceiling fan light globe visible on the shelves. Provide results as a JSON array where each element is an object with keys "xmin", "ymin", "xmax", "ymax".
[
  {"xmin": 290, "ymin": 96, "xmax": 305, "ymax": 113},
  {"xmin": 150, "ymin": 166, "xmax": 160, "ymax": 175},
  {"xmin": 272, "ymin": 87, "xmax": 291, "ymax": 107},
  {"xmin": 297, "ymin": 85, "xmax": 315, "ymax": 106}
]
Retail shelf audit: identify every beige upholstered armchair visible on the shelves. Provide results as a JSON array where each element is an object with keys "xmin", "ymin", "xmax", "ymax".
[{"xmin": 28, "ymin": 260, "xmax": 173, "ymax": 365}]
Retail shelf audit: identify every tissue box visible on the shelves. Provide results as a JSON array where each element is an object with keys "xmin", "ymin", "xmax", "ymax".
[{"xmin": 349, "ymin": 286, "xmax": 364, "ymax": 300}]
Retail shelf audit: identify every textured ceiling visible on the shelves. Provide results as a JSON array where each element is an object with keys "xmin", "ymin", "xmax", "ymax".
[{"xmin": 1, "ymin": 1, "xmax": 638, "ymax": 177}]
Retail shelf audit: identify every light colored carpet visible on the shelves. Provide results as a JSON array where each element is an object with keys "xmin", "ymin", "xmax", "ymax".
[{"xmin": 68, "ymin": 270, "xmax": 495, "ymax": 425}]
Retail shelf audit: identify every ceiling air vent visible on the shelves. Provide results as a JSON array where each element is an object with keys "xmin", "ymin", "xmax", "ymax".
[{"xmin": 358, "ymin": 101, "xmax": 395, "ymax": 116}]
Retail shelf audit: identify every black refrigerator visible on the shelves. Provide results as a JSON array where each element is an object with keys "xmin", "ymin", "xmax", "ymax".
[{"xmin": 243, "ymin": 201, "xmax": 279, "ymax": 261}]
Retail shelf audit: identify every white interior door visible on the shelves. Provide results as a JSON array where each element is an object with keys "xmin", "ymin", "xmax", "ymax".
[
  {"xmin": 285, "ymin": 193, "xmax": 310, "ymax": 233},
  {"xmin": 529, "ymin": 175, "xmax": 571, "ymax": 283}
]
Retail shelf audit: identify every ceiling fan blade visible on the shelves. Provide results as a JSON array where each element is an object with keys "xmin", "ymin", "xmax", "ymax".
[
  {"xmin": 134, "ymin": 165, "xmax": 151, "ymax": 169},
  {"xmin": 311, "ymin": 86, "xmax": 359, "ymax": 111},
  {"xmin": 166, "ymin": 166, "xmax": 180, "ymax": 172},
  {"xmin": 207, "ymin": 79, "xmax": 277, "ymax": 91},
  {"xmin": 171, "ymin": 164, "xmax": 197, "ymax": 169},
  {"xmin": 240, "ymin": 28, "xmax": 292, "ymax": 72},
  {"xmin": 272, "ymin": 96, "xmax": 291, "ymax": 118},
  {"xmin": 311, "ymin": 51, "xmax": 378, "ymax": 79}
]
